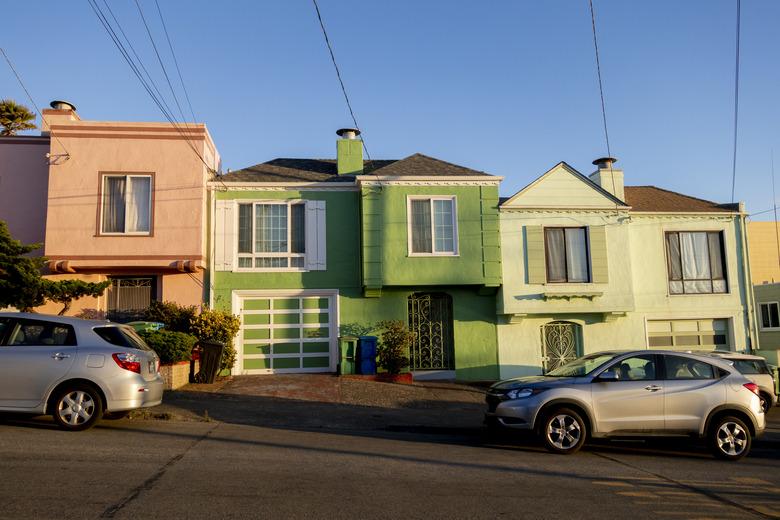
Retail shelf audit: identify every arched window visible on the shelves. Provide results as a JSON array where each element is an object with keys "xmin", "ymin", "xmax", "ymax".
[{"xmin": 541, "ymin": 321, "xmax": 581, "ymax": 372}]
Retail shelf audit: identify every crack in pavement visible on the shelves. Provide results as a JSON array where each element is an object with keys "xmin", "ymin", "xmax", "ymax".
[
  {"xmin": 99, "ymin": 423, "xmax": 220, "ymax": 518},
  {"xmin": 592, "ymin": 451, "xmax": 776, "ymax": 519}
]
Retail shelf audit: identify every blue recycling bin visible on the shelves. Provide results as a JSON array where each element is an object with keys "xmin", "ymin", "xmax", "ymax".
[{"xmin": 357, "ymin": 336, "xmax": 378, "ymax": 375}]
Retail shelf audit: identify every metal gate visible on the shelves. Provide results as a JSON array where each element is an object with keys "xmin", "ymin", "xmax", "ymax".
[
  {"xmin": 107, "ymin": 277, "xmax": 155, "ymax": 321},
  {"xmin": 541, "ymin": 322, "xmax": 580, "ymax": 372},
  {"xmin": 408, "ymin": 293, "xmax": 454, "ymax": 370}
]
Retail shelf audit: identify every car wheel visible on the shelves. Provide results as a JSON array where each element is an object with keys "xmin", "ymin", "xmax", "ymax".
[
  {"xmin": 540, "ymin": 407, "xmax": 587, "ymax": 454},
  {"xmin": 52, "ymin": 384, "xmax": 103, "ymax": 431},
  {"xmin": 709, "ymin": 415, "xmax": 751, "ymax": 461},
  {"xmin": 758, "ymin": 393, "xmax": 771, "ymax": 414},
  {"xmin": 102, "ymin": 411, "xmax": 130, "ymax": 420}
]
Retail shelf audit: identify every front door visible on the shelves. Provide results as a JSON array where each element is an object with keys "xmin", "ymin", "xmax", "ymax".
[
  {"xmin": 0, "ymin": 318, "xmax": 78, "ymax": 409},
  {"xmin": 591, "ymin": 354, "xmax": 664, "ymax": 434},
  {"xmin": 408, "ymin": 293, "xmax": 454, "ymax": 370}
]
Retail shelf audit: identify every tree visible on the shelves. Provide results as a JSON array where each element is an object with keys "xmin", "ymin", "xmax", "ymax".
[
  {"xmin": 0, "ymin": 99, "xmax": 36, "ymax": 136},
  {"xmin": 43, "ymin": 279, "xmax": 112, "ymax": 316},
  {"xmin": 0, "ymin": 221, "xmax": 47, "ymax": 311}
]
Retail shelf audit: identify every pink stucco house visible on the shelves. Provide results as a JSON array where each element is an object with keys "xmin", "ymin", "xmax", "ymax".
[{"xmin": 0, "ymin": 101, "xmax": 220, "ymax": 317}]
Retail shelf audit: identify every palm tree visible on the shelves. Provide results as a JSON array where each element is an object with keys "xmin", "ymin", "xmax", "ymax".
[{"xmin": 0, "ymin": 99, "xmax": 36, "ymax": 135}]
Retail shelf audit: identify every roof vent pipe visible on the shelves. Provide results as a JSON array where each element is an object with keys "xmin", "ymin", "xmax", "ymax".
[
  {"xmin": 592, "ymin": 156, "xmax": 617, "ymax": 169},
  {"xmin": 49, "ymin": 100, "xmax": 77, "ymax": 111},
  {"xmin": 336, "ymin": 128, "xmax": 360, "ymax": 140}
]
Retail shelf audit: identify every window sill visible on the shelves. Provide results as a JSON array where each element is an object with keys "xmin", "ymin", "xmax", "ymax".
[
  {"xmin": 543, "ymin": 291, "xmax": 603, "ymax": 301},
  {"xmin": 96, "ymin": 233, "xmax": 152, "ymax": 237},
  {"xmin": 407, "ymin": 253, "xmax": 460, "ymax": 258},
  {"xmin": 668, "ymin": 292, "xmax": 730, "ymax": 297},
  {"xmin": 759, "ymin": 327, "xmax": 780, "ymax": 332},
  {"xmin": 234, "ymin": 268, "xmax": 309, "ymax": 273}
]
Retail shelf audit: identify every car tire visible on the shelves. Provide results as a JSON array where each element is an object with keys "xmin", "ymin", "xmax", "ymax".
[
  {"xmin": 758, "ymin": 393, "xmax": 771, "ymax": 414},
  {"xmin": 102, "ymin": 411, "xmax": 130, "ymax": 420},
  {"xmin": 51, "ymin": 384, "xmax": 103, "ymax": 431},
  {"xmin": 540, "ymin": 407, "xmax": 587, "ymax": 455},
  {"xmin": 709, "ymin": 415, "xmax": 752, "ymax": 461}
]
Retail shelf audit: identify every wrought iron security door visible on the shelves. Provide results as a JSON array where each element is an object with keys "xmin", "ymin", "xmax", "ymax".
[
  {"xmin": 408, "ymin": 293, "xmax": 455, "ymax": 370},
  {"xmin": 541, "ymin": 322, "xmax": 580, "ymax": 372}
]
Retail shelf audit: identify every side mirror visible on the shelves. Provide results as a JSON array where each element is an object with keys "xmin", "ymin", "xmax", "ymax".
[{"xmin": 596, "ymin": 370, "xmax": 619, "ymax": 382}]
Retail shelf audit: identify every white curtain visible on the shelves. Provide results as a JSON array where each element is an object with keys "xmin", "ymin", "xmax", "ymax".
[
  {"xmin": 102, "ymin": 177, "xmax": 126, "ymax": 233},
  {"xmin": 545, "ymin": 229, "xmax": 566, "ymax": 281},
  {"xmin": 565, "ymin": 228, "xmax": 589, "ymax": 282},
  {"xmin": 126, "ymin": 177, "xmax": 151, "ymax": 232},
  {"xmin": 680, "ymin": 232, "xmax": 711, "ymax": 293}
]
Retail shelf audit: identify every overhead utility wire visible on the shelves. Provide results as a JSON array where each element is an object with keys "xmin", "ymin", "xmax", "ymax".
[
  {"xmin": 154, "ymin": 0, "xmax": 197, "ymax": 123},
  {"xmin": 133, "ymin": 0, "xmax": 188, "ymax": 126},
  {"xmin": 86, "ymin": 0, "xmax": 215, "ymax": 174},
  {"xmin": 311, "ymin": 0, "xmax": 372, "ymax": 163},
  {"xmin": 772, "ymin": 149, "xmax": 780, "ymax": 271},
  {"xmin": 0, "ymin": 47, "xmax": 71, "ymax": 159},
  {"xmin": 730, "ymin": 0, "xmax": 741, "ymax": 203}
]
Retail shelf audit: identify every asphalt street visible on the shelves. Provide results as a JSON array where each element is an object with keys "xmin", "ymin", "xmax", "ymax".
[{"xmin": 1, "ymin": 411, "xmax": 778, "ymax": 519}]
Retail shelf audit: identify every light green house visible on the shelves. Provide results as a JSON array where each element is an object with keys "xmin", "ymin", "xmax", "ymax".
[
  {"xmin": 754, "ymin": 283, "xmax": 780, "ymax": 365},
  {"xmin": 208, "ymin": 129, "xmax": 502, "ymax": 380},
  {"xmin": 496, "ymin": 158, "xmax": 757, "ymax": 378}
]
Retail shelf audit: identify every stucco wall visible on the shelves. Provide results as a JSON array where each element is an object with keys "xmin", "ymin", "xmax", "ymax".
[
  {"xmin": 755, "ymin": 283, "xmax": 780, "ymax": 360},
  {"xmin": 0, "ymin": 137, "xmax": 50, "ymax": 248},
  {"xmin": 748, "ymin": 221, "xmax": 780, "ymax": 284}
]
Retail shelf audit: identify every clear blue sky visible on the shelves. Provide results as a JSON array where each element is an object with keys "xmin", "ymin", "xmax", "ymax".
[{"xmin": 3, "ymin": 1, "xmax": 779, "ymax": 218}]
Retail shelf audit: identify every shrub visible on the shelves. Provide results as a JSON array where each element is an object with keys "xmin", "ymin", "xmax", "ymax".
[
  {"xmin": 376, "ymin": 320, "xmax": 414, "ymax": 374},
  {"xmin": 144, "ymin": 301, "xmax": 197, "ymax": 333},
  {"xmin": 189, "ymin": 309, "xmax": 241, "ymax": 373},
  {"xmin": 138, "ymin": 329, "xmax": 197, "ymax": 364},
  {"xmin": 75, "ymin": 308, "xmax": 107, "ymax": 320}
]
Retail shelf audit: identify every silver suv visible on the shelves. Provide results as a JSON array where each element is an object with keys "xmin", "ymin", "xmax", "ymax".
[{"xmin": 485, "ymin": 350, "xmax": 766, "ymax": 460}]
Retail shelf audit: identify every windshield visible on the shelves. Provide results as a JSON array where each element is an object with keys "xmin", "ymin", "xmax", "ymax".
[{"xmin": 546, "ymin": 353, "xmax": 621, "ymax": 377}]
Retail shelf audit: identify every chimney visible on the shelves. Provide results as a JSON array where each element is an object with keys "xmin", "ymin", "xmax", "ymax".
[
  {"xmin": 588, "ymin": 156, "xmax": 624, "ymax": 201},
  {"xmin": 41, "ymin": 99, "xmax": 79, "ymax": 134},
  {"xmin": 336, "ymin": 128, "xmax": 363, "ymax": 175}
]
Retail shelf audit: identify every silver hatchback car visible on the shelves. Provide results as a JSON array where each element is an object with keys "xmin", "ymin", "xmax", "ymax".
[
  {"xmin": 0, "ymin": 313, "xmax": 164, "ymax": 431},
  {"xmin": 486, "ymin": 350, "xmax": 766, "ymax": 460}
]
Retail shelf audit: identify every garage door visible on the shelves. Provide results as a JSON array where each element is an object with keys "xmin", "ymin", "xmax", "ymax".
[
  {"xmin": 647, "ymin": 319, "xmax": 730, "ymax": 350},
  {"xmin": 236, "ymin": 291, "xmax": 337, "ymax": 374}
]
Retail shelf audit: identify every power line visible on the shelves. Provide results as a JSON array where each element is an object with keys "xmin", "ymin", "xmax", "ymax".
[
  {"xmin": 0, "ymin": 47, "xmax": 71, "ymax": 160},
  {"xmin": 588, "ymin": 0, "xmax": 611, "ymax": 158},
  {"xmin": 154, "ymin": 0, "xmax": 197, "ymax": 124},
  {"xmin": 311, "ymin": 0, "xmax": 372, "ymax": 163},
  {"xmin": 772, "ymin": 149, "xmax": 780, "ymax": 270},
  {"xmin": 730, "ymin": 0, "xmax": 741, "ymax": 203}
]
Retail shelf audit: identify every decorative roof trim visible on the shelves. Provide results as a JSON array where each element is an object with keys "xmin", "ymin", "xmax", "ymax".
[
  {"xmin": 207, "ymin": 182, "xmax": 357, "ymax": 191},
  {"xmin": 356, "ymin": 175, "xmax": 502, "ymax": 182},
  {"xmin": 500, "ymin": 205, "xmax": 631, "ymax": 212}
]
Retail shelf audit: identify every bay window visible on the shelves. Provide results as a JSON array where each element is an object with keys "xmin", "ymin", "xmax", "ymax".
[
  {"xmin": 238, "ymin": 202, "xmax": 306, "ymax": 269},
  {"xmin": 666, "ymin": 231, "xmax": 727, "ymax": 294}
]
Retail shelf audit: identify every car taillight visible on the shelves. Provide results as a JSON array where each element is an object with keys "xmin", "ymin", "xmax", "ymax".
[
  {"xmin": 743, "ymin": 382, "xmax": 760, "ymax": 396},
  {"xmin": 112, "ymin": 353, "xmax": 141, "ymax": 374}
]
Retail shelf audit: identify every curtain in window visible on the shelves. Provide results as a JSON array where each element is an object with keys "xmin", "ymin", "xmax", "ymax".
[
  {"xmin": 681, "ymin": 232, "xmax": 712, "ymax": 293},
  {"xmin": 255, "ymin": 204, "xmax": 287, "ymax": 253},
  {"xmin": 291, "ymin": 203, "xmax": 305, "ymax": 253},
  {"xmin": 126, "ymin": 177, "xmax": 151, "ymax": 232},
  {"xmin": 545, "ymin": 229, "xmax": 566, "ymax": 282},
  {"xmin": 433, "ymin": 199, "xmax": 454, "ymax": 252},
  {"xmin": 102, "ymin": 177, "xmax": 126, "ymax": 233},
  {"xmin": 238, "ymin": 204, "xmax": 252, "ymax": 253},
  {"xmin": 411, "ymin": 200, "xmax": 432, "ymax": 253},
  {"xmin": 565, "ymin": 228, "xmax": 588, "ymax": 282}
]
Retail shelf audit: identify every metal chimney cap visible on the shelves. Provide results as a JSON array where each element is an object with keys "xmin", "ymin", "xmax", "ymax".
[
  {"xmin": 336, "ymin": 128, "xmax": 361, "ymax": 138},
  {"xmin": 50, "ymin": 100, "xmax": 77, "ymax": 111},
  {"xmin": 592, "ymin": 156, "xmax": 617, "ymax": 167}
]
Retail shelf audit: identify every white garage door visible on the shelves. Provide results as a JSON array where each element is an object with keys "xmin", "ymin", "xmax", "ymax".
[
  {"xmin": 235, "ymin": 291, "xmax": 337, "ymax": 374},
  {"xmin": 647, "ymin": 319, "xmax": 730, "ymax": 350}
]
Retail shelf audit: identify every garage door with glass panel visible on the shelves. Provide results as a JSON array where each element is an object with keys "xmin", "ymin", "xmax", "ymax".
[
  {"xmin": 238, "ymin": 293, "xmax": 336, "ymax": 373},
  {"xmin": 647, "ymin": 319, "xmax": 730, "ymax": 351}
]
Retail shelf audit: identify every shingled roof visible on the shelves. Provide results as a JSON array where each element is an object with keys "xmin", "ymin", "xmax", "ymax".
[
  {"xmin": 219, "ymin": 153, "xmax": 493, "ymax": 183},
  {"xmin": 623, "ymin": 186, "xmax": 738, "ymax": 213}
]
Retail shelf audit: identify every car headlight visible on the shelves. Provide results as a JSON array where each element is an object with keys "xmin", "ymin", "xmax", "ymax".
[{"xmin": 506, "ymin": 388, "xmax": 542, "ymax": 400}]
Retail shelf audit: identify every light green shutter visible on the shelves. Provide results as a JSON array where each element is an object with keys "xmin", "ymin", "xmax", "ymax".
[
  {"xmin": 526, "ymin": 225, "xmax": 546, "ymax": 284},
  {"xmin": 589, "ymin": 225, "xmax": 608, "ymax": 283}
]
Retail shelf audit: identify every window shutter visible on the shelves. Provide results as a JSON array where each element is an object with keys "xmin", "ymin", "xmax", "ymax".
[
  {"xmin": 305, "ymin": 200, "xmax": 327, "ymax": 271},
  {"xmin": 526, "ymin": 225, "xmax": 546, "ymax": 284},
  {"xmin": 214, "ymin": 200, "xmax": 235, "ymax": 271},
  {"xmin": 589, "ymin": 225, "xmax": 608, "ymax": 283}
]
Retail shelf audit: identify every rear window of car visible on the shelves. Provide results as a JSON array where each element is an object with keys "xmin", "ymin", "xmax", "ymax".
[
  {"xmin": 94, "ymin": 326, "xmax": 151, "ymax": 351},
  {"xmin": 731, "ymin": 359, "xmax": 770, "ymax": 375}
]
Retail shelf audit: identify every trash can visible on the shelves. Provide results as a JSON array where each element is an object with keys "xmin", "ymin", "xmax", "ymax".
[
  {"xmin": 338, "ymin": 336, "xmax": 358, "ymax": 375},
  {"xmin": 191, "ymin": 340, "xmax": 225, "ymax": 384},
  {"xmin": 357, "ymin": 336, "xmax": 378, "ymax": 375},
  {"xmin": 126, "ymin": 321, "xmax": 165, "ymax": 333}
]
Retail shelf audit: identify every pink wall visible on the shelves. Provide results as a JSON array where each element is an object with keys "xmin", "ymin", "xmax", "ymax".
[{"xmin": 0, "ymin": 136, "xmax": 50, "ymax": 248}]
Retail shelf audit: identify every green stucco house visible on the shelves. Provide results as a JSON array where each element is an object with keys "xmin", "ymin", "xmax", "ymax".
[{"xmin": 208, "ymin": 129, "xmax": 502, "ymax": 380}]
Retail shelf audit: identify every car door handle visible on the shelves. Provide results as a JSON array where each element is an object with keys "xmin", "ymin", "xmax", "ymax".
[
  {"xmin": 644, "ymin": 385, "xmax": 662, "ymax": 392},
  {"xmin": 51, "ymin": 353, "xmax": 70, "ymax": 360}
]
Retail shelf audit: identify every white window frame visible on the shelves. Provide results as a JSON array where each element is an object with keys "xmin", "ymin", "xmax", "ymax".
[
  {"xmin": 759, "ymin": 301, "xmax": 780, "ymax": 331},
  {"xmin": 406, "ymin": 195, "xmax": 459, "ymax": 257},
  {"xmin": 235, "ymin": 200, "xmax": 307, "ymax": 272},
  {"xmin": 99, "ymin": 174, "xmax": 153, "ymax": 236}
]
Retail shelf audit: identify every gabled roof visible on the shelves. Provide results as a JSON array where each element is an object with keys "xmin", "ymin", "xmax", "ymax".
[
  {"xmin": 500, "ymin": 161, "xmax": 628, "ymax": 209},
  {"xmin": 623, "ymin": 186, "xmax": 738, "ymax": 213},
  {"xmin": 218, "ymin": 153, "xmax": 494, "ymax": 183}
]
